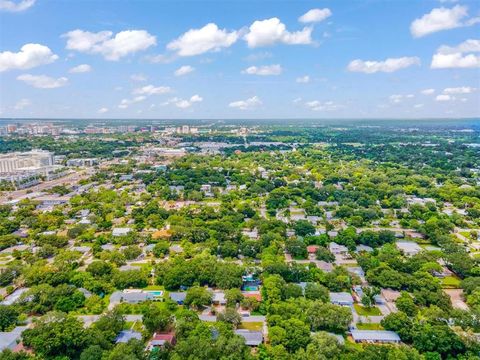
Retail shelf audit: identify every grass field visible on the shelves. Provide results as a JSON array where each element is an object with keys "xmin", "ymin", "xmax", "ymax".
[
  {"xmin": 238, "ymin": 322, "xmax": 263, "ymax": 331},
  {"xmin": 354, "ymin": 304, "xmax": 382, "ymax": 316},
  {"xmin": 441, "ymin": 275, "xmax": 461, "ymax": 289},
  {"xmin": 356, "ymin": 323, "xmax": 384, "ymax": 330}
]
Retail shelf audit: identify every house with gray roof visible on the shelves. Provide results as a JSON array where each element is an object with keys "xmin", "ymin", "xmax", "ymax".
[
  {"xmin": 329, "ymin": 292, "xmax": 354, "ymax": 306},
  {"xmin": 169, "ymin": 292, "xmax": 187, "ymax": 304},
  {"xmin": 234, "ymin": 330, "xmax": 263, "ymax": 346},
  {"xmin": 115, "ymin": 330, "xmax": 142, "ymax": 343},
  {"xmin": 0, "ymin": 326, "xmax": 27, "ymax": 351},
  {"xmin": 350, "ymin": 330, "xmax": 401, "ymax": 343}
]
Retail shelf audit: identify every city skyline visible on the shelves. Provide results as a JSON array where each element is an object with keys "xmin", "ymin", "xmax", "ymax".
[{"xmin": 1, "ymin": 0, "xmax": 480, "ymax": 119}]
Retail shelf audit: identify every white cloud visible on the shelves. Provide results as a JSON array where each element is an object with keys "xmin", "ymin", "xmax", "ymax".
[
  {"xmin": 97, "ymin": 107, "xmax": 108, "ymax": 114},
  {"xmin": 431, "ymin": 52, "xmax": 480, "ymax": 68},
  {"xmin": 437, "ymin": 39, "xmax": 480, "ymax": 54},
  {"xmin": 190, "ymin": 94, "xmax": 203, "ymax": 102},
  {"xmin": 69, "ymin": 64, "xmax": 91, "ymax": 73},
  {"xmin": 161, "ymin": 94, "xmax": 203, "ymax": 109},
  {"xmin": 347, "ymin": 57, "xmax": 420, "ymax": 73},
  {"xmin": 118, "ymin": 96, "xmax": 146, "ymax": 109},
  {"xmin": 175, "ymin": 100, "xmax": 191, "ymax": 109},
  {"xmin": 130, "ymin": 74, "xmax": 147, "ymax": 82},
  {"xmin": 421, "ymin": 88, "xmax": 435, "ymax": 95},
  {"xmin": 244, "ymin": 18, "xmax": 312, "ymax": 48},
  {"xmin": 14, "ymin": 98, "xmax": 30, "ymax": 110},
  {"xmin": 0, "ymin": 0, "xmax": 35, "ymax": 12},
  {"xmin": 0, "ymin": 43, "xmax": 58, "ymax": 72},
  {"xmin": 443, "ymin": 86, "xmax": 475, "ymax": 94},
  {"xmin": 431, "ymin": 39, "xmax": 480, "ymax": 69},
  {"xmin": 17, "ymin": 74, "xmax": 68, "ymax": 88},
  {"xmin": 167, "ymin": 23, "xmax": 238, "ymax": 57},
  {"xmin": 305, "ymin": 100, "xmax": 339, "ymax": 111},
  {"xmin": 229, "ymin": 96, "xmax": 262, "ymax": 110},
  {"xmin": 296, "ymin": 75, "xmax": 310, "ymax": 83},
  {"xmin": 299, "ymin": 8, "xmax": 332, "ymax": 23},
  {"xmin": 133, "ymin": 85, "xmax": 172, "ymax": 96},
  {"xmin": 63, "ymin": 29, "xmax": 156, "ymax": 61},
  {"xmin": 414, "ymin": 104, "xmax": 424, "ymax": 109},
  {"xmin": 435, "ymin": 94, "xmax": 452, "ymax": 101},
  {"xmin": 389, "ymin": 94, "xmax": 414, "ymax": 103},
  {"xmin": 410, "ymin": 5, "xmax": 478, "ymax": 38},
  {"xmin": 174, "ymin": 65, "xmax": 195, "ymax": 76},
  {"xmin": 242, "ymin": 64, "xmax": 282, "ymax": 76}
]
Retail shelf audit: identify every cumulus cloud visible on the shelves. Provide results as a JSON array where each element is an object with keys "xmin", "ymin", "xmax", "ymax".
[
  {"xmin": 133, "ymin": 85, "xmax": 172, "ymax": 96},
  {"xmin": 14, "ymin": 98, "xmax": 31, "ymax": 110},
  {"xmin": 97, "ymin": 107, "xmax": 108, "ymax": 114},
  {"xmin": 242, "ymin": 64, "xmax": 282, "ymax": 76},
  {"xmin": 305, "ymin": 100, "xmax": 339, "ymax": 111},
  {"xmin": 296, "ymin": 75, "xmax": 310, "ymax": 83},
  {"xmin": 130, "ymin": 74, "xmax": 147, "ymax": 82},
  {"xmin": 347, "ymin": 57, "xmax": 420, "ymax": 73},
  {"xmin": 118, "ymin": 96, "xmax": 146, "ymax": 109},
  {"xmin": 167, "ymin": 23, "xmax": 238, "ymax": 57},
  {"xmin": 414, "ymin": 104, "xmax": 424, "ymax": 109},
  {"xmin": 421, "ymin": 88, "xmax": 435, "ymax": 95},
  {"xmin": 389, "ymin": 94, "xmax": 414, "ymax": 103},
  {"xmin": 162, "ymin": 94, "xmax": 203, "ymax": 109},
  {"xmin": 0, "ymin": 0, "xmax": 35, "ymax": 12},
  {"xmin": 174, "ymin": 65, "xmax": 195, "ymax": 76},
  {"xmin": 443, "ymin": 86, "xmax": 475, "ymax": 94},
  {"xmin": 299, "ymin": 8, "xmax": 332, "ymax": 23},
  {"xmin": 410, "ymin": 5, "xmax": 479, "ymax": 38},
  {"xmin": 69, "ymin": 64, "xmax": 91, "ymax": 73},
  {"xmin": 63, "ymin": 29, "xmax": 156, "ymax": 61},
  {"xmin": 0, "ymin": 43, "xmax": 58, "ymax": 72},
  {"xmin": 244, "ymin": 18, "xmax": 312, "ymax": 48},
  {"xmin": 229, "ymin": 96, "xmax": 262, "ymax": 110},
  {"xmin": 431, "ymin": 39, "xmax": 480, "ymax": 69},
  {"xmin": 435, "ymin": 94, "xmax": 452, "ymax": 101},
  {"xmin": 17, "ymin": 74, "xmax": 68, "ymax": 88}
]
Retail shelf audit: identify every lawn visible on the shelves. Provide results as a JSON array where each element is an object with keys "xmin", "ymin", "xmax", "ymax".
[
  {"xmin": 238, "ymin": 322, "xmax": 263, "ymax": 331},
  {"xmin": 123, "ymin": 321, "xmax": 143, "ymax": 332},
  {"xmin": 354, "ymin": 304, "xmax": 382, "ymax": 316},
  {"xmin": 356, "ymin": 323, "xmax": 384, "ymax": 330},
  {"xmin": 441, "ymin": 275, "xmax": 461, "ymax": 289},
  {"xmin": 143, "ymin": 285, "xmax": 165, "ymax": 291}
]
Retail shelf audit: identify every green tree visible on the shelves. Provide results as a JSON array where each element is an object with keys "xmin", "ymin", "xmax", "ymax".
[
  {"xmin": 22, "ymin": 312, "xmax": 88, "ymax": 359},
  {"xmin": 184, "ymin": 286, "xmax": 212, "ymax": 309},
  {"xmin": 0, "ymin": 305, "xmax": 18, "ymax": 331},
  {"xmin": 143, "ymin": 305, "xmax": 173, "ymax": 334}
]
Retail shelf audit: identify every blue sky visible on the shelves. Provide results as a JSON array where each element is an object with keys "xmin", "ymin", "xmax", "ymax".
[{"xmin": 0, "ymin": 0, "xmax": 479, "ymax": 119}]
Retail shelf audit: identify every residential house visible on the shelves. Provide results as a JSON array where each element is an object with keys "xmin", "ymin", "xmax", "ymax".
[
  {"xmin": 329, "ymin": 292, "xmax": 354, "ymax": 306},
  {"xmin": 350, "ymin": 330, "xmax": 401, "ymax": 344},
  {"xmin": 329, "ymin": 242, "xmax": 349, "ymax": 255},
  {"xmin": 234, "ymin": 330, "xmax": 263, "ymax": 346},
  {"xmin": 115, "ymin": 330, "xmax": 142, "ymax": 343},
  {"xmin": 211, "ymin": 291, "xmax": 226, "ymax": 305},
  {"xmin": 147, "ymin": 333, "xmax": 176, "ymax": 350},
  {"xmin": 112, "ymin": 227, "xmax": 132, "ymax": 237},
  {"xmin": 169, "ymin": 292, "xmax": 187, "ymax": 305},
  {"xmin": 0, "ymin": 326, "xmax": 28, "ymax": 351},
  {"xmin": 396, "ymin": 241, "xmax": 422, "ymax": 256}
]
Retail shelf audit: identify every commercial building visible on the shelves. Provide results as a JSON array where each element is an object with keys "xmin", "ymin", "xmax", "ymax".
[{"xmin": 0, "ymin": 149, "xmax": 53, "ymax": 174}]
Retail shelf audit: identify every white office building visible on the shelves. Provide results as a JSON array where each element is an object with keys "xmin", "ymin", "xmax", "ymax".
[{"xmin": 0, "ymin": 149, "xmax": 54, "ymax": 174}]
